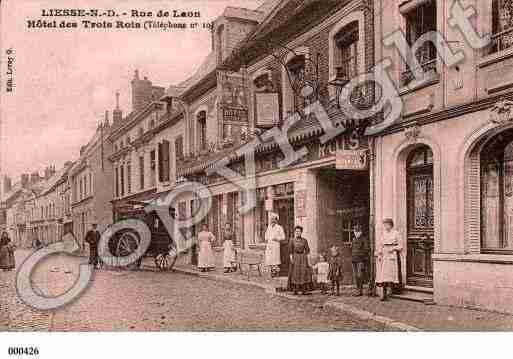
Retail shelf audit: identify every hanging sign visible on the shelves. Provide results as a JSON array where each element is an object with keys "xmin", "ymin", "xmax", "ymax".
[
  {"xmin": 336, "ymin": 149, "xmax": 368, "ymax": 170},
  {"xmin": 256, "ymin": 92, "xmax": 279, "ymax": 127},
  {"xmin": 218, "ymin": 70, "xmax": 249, "ymax": 124}
]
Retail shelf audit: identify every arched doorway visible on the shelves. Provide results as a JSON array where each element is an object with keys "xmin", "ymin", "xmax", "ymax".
[{"xmin": 406, "ymin": 145, "xmax": 434, "ymax": 287}]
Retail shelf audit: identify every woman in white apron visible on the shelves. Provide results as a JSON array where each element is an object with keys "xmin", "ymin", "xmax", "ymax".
[
  {"xmin": 197, "ymin": 223, "xmax": 216, "ymax": 272},
  {"xmin": 223, "ymin": 223, "xmax": 236, "ymax": 273},
  {"xmin": 376, "ymin": 218, "xmax": 403, "ymax": 301},
  {"xmin": 264, "ymin": 212, "xmax": 285, "ymax": 277}
]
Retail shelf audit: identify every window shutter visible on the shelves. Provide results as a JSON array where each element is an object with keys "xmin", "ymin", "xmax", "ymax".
[
  {"xmin": 163, "ymin": 140, "xmax": 170, "ymax": 181},
  {"xmin": 158, "ymin": 142, "xmax": 163, "ymax": 182},
  {"xmin": 465, "ymin": 152, "xmax": 481, "ymax": 254}
]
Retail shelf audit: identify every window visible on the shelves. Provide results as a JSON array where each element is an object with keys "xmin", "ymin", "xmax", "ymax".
[
  {"xmin": 139, "ymin": 127, "xmax": 144, "ymax": 137},
  {"xmin": 491, "ymin": 0, "xmax": 513, "ymax": 53},
  {"xmin": 114, "ymin": 143, "xmax": 118, "ymax": 152},
  {"xmin": 402, "ymin": 1, "xmax": 437, "ymax": 86},
  {"xmin": 334, "ymin": 21, "xmax": 359, "ymax": 80},
  {"xmin": 115, "ymin": 166, "xmax": 119, "ymax": 197},
  {"xmin": 150, "ymin": 150, "xmax": 156, "ymax": 186},
  {"xmin": 120, "ymin": 163, "xmax": 125, "ymax": 197},
  {"xmin": 89, "ymin": 173, "xmax": 92, "ymax": 195},
  {"xmin": 150, "ymin": 119, "xmax": 156, "ymax": 129},
  {"xmin": 223, "ymin": 124, "xmax": 232, "ymax": 141},
  {"xmin": 127, "ymin": 161, "xmax": 132, "ymax": 194},
  {"xmin": 197, "ymin": 111, "xmax": 207, "ymax": 151},
  {"xmin": 126, "ymin": 136, "xmax": 131, "ymax": 145},
  {"xmin": 480, "ymin": 130, "xmax": 513, "ymax": 253},
  {"xmin": 407, "ymin": 146, "xmax": 434, "ymax": 231},
  {"xmin": 175, "ymin": 135, "xmax": 184, "ymax": 160},
  {"xmin": 158, "ymin": 140, "xmax": 170, "ymax": 182},
  {"xmin": 139, "ymin": 156, "xmax": 145, "ymax": 190},
  {"xmin": 285, "ymin": 55, "xmax": 306, "ymax": 114}
]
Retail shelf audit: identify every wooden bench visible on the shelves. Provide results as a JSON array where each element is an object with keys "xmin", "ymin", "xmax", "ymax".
[{"xmin": 235, "ymin": 250, "xmax": 263, "ymax": 279}]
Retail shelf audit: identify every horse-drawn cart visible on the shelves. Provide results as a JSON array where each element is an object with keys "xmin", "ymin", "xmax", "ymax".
[{"xmin": 108, "ymin": 202, "xmax": 177, "ymax": 271}]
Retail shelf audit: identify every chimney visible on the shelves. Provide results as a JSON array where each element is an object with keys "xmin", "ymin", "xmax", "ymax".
[
  {"xmin": 104, "ymin": 110, "xmax": 110, "ymax": 127},
  {"xmin": 3, "ymin": 176, "xmax": 12, "ymax": 194},
  {"xmin": 21, "ymin": 174, "xmax": 29, "ymax": 188},
  {"xmin": 44, "ymin": 165, "xmax": 56, "ymax": 179},
  {"xmin": 30, "ymin": 171, "xmax": 40, "ymax": 184},
  {"xmin": 131, "ymin": 69, "xmax": 154, "ymax": 113},
  {"xmin": 113, "ymin": 91, "xmax": 122, "ymax": 125}
]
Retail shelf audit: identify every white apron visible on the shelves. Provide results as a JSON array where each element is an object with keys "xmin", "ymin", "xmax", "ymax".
[
  {"xmin": 223, "ymin": 240, "xmax": 236, "ymax": 267},
  {"xmin": 264, "ymin": 223, "xmax": 285, "ymax": 266},
  {"xmin": 197, "ymin": 231, "xmax": 216, "ymax": 268},
  {"xmin": 376, "ymin": 229, "xmax": 403, "ymax": 284}
]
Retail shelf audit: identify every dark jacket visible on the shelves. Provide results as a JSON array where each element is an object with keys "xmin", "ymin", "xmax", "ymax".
[
  {"xmin": 351, "ymin": 234, "xmax": 369, "ymax": 262},
  {"xmin": 85, "ymin": 230, "xmax": 100, "ymax": 249}
]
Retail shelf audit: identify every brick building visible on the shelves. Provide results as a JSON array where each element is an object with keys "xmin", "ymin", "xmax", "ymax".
[{"xmin": 157, "ymin": 0, "xmax": 376, "ymax": 276}]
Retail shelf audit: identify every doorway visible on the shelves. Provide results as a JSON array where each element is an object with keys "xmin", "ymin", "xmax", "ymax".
[
  {"xmin": 275, "ymin": 197, "xmax": 294, "ymax": 276},
  {"xmin": 406, "ymin": 146, "xmax": 434, "ymax": 287}
]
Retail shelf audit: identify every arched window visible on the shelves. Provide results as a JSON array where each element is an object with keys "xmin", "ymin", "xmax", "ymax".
[
  {"xmin": 480, "ymin": 129, "xmax": 513, "ymax": 253},
  {"xmin": 197, "ymin": 110, "xmax": 207, "ymax": 151}
]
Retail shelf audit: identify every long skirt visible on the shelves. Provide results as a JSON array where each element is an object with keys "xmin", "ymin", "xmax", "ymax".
[
  {"xmin": 288, "ymin": 253, "xmax": 312, "ymax": 291},
  {"xmin": 376, "ymin": 252, "xmax": 400, "ymax": 285},
  {"xmin": 0, "ymin": 245, "xmax": 15, "ymax": 270},
  {"xmin": 198, "ymin": 241, "xmax": 215, "ymax": 269},
  {"xmin": 223, "ymin": 240, "xmax": 236, "ymax": 268}
]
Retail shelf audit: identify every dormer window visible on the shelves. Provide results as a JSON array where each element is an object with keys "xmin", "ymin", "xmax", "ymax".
[{"xmin": 334, "ymin": 22, "xmax": 359, "ymax": 81}]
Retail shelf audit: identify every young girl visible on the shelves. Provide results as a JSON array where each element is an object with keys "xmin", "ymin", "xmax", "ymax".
[
  {"xmin": 223, "ymin": 223, "xmax": 237, "ymax": 273},
  {"xmin": 328, "ymin": 245, "xmax": 343, "ymax": 296},
  {"xmin": 313, "ymin": 254, "xmax": 329, "ymax": 294}
]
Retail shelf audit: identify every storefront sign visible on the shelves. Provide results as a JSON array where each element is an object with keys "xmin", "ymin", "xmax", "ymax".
[
  {"xmin": 336, "ymin": 150, "xmax": 368, "ymax": 170},
  {"xmin": 256, "ymin": 92, "xmax": 279, "ymax": 127},
  {"xmin": 295, "ymin": 190, "xmax": 307, "ymax": 217},
  {"xmin": 222, "ymin": 107, "xmax": 248, "ymax": 123},
  {"xmin": 317, "ymin": 131, "xmax": 367, "ymax": 159}
]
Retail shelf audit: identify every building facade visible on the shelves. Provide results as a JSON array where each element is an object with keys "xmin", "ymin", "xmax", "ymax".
[
  {"xmin": 158, "ymin": 0, "xmax": 376, "ymax": 277},
  {"xmin": 70, "ymin": 119, "xmax": 113, "ymax": 249},
  {"xmin": 373, "ymin": 0, "xmax": 513, "ymax": 313}
]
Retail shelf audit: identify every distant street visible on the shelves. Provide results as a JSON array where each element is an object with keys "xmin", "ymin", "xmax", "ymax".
[{"xmin": 1, "ymin": 250, "xmax": 385, "ymax": 331}]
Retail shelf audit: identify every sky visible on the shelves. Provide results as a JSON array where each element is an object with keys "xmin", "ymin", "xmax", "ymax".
[{"xmin": 0, "ymin": 0, "xmax": 266, "ymax": 182}]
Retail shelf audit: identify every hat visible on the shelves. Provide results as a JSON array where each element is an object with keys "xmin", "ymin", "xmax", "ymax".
[{"xmin": 383, "ymin": 218, "xmax": 394, "ymax": 226}]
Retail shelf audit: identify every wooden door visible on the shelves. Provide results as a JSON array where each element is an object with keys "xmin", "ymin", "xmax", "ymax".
[
  {"xmin": 406, "ymin": 147, "xmax": 434, "ymax": 287},
  {"xmin": 275, "ymin": 198, "xmax": 294, "ymax": 276}
]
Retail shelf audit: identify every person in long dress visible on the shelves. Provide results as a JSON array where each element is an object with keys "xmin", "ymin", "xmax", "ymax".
[
  {"xmin": 0, "ymin": 232, "xmax": 15, "ymax": 271},
  {"xmin": 288, "ymin": 226, "xmax": 312, "ymax": 295},
  {"xmin": 376, "ymin": 218, "xmax": 403, "ymax": 301},
  {"xmin": 197, "ymin": 223, "xmax": 216, "ymax": 272},
  {"xmin": 264, "ymin": 212, "xmax": 285, "ymax": 277},
  {"xmin": 222, "ymin": 223, "xmax": 236, "ymax": 273}
]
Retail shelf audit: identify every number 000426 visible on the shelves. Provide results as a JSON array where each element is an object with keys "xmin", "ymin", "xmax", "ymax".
[{"xmin": 8, "ymin": 347, "xmax": 40, "ymax": 356}]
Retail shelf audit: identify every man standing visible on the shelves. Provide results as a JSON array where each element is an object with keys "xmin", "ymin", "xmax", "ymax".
[
  {"xmin": 264, "ymin": 213, "xmax": 285, "ymax": 278},
  {"xmin": 85, "ymin": 223, "xmax": 101, "ymax": 269},
  {"xmin": 351, "ymin": 223, "xmax": 369, "ymax": 296}
]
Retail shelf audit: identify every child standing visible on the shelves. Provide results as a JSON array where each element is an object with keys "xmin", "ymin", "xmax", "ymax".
[
  {"xmin": 328, "ymin": 245, "xmax": 344, "ymax": 296},
  {"xmin": 222, "ymin": 223, "xmax": 237, "ymax": 273},
  {"xmin": 313, "ymin": 254, "xmax": 329, "ymax": 294}
]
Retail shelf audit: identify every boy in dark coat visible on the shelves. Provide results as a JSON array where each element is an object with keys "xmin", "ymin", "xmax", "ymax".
[
  {"xmin": 351, "ymin": 223, "xmax": 369, "ymax": 296},
  {"xmin": 328, "ymin": 245, "xmax": 343, "ymax": 296}
]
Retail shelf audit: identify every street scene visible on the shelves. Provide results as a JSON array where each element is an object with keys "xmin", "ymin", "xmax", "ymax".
[{"xmin": 3, "ymin": 0, "xmax": 513, "ymax": 335}]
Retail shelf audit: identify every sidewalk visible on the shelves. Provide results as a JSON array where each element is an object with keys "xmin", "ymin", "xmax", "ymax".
[{"xmin": 172, "ymin": 263, "xmax": 513, "ymax": 331}]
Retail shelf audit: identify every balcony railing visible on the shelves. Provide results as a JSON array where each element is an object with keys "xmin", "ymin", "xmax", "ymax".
[
  {"xmin": 490, "ymin": 27, "xmax": 513, "ymax": 54},
  {"xmin": 335, "ymin": 56, "xmax": 358, "ymax": 82},
  {"xmin": 400, "ymin": 44, "xmax": 438, "ymax": 87}
]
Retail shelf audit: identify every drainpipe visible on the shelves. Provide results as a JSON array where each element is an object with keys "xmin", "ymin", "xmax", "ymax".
[{"xmin": 368, "ymin": 136, "xmax": 377, "ymax": 296}]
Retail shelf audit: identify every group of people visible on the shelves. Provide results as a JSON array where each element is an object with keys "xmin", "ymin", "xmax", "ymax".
[
  {"xmin": 260, "ymin": 214, "xmax": 404, "ymax": 301},
  {"xmin": 148, "ymin": 211, "xmax": 403, "ymax": 301},
  {"xmin": 0, "ymin": 231, "xmax": 15, "ymax": 272}
]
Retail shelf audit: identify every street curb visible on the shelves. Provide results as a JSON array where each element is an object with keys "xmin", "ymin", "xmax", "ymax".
[
  {"xmin": 173, "ymin": 266, "xmax": 422, "ymax": 331},
  {"xmin": 323, "ymin": 302, "xmax": 421, "ymax": 332}
]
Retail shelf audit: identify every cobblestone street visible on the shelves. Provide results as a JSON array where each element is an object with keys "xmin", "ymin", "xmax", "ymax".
[{"xmin": 1, "ymin": 250, "xmax": 385, "ymax": 331}]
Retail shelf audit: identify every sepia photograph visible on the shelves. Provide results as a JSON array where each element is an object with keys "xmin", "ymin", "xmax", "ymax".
[{"xmin": 1, "ymin": 0, "xmax": 513, "ymax": 357}]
